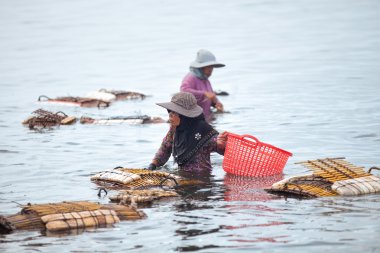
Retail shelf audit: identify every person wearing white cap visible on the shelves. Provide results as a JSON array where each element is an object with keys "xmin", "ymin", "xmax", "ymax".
[
  {"xmin": 148, "ymin": 92, "xmax": 227, "ymax": 173},
  {"xmin": 180, "ymin": 49, "xmax": 225, "ymax": 122}
]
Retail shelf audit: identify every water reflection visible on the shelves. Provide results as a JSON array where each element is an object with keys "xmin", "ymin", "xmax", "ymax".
[
  {"xmin": 173, "ymin": 183, "xmax": 215, "ymax": 212},
  {"xmin": 175, "ymin": 244, "xmax": 221, "ymax": 252},
  {"xmin": 44, "ymin": 227, "xmax": 88, "ymax": 237},
  {"xmin": 43, "ymin": 225, "xmax": 115, "ymax": 238},
  {"xmin": 221, "ymin": 174, "xmax": 293, "ymax": 246},
  {"xmin": 229, "ymin": 235, "xmax": 290, "ymax": 243},
  {"xmin": 223, "ymin": 173, "xmax": 283, "ymax": 202},
  {"xmin": 170, "ymin": 172, "xmax": 290, "ymax": 249}
]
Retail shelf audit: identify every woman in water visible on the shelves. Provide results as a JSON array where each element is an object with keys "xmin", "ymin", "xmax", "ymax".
[{"xmin": 148, "ymin": 92, "xmax": 227, "ymax": 174}]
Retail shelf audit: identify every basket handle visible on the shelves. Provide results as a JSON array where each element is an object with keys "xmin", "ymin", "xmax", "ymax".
[{"xmin": 241, "ymin": 134, "xmax": 260, "ymax": 143}]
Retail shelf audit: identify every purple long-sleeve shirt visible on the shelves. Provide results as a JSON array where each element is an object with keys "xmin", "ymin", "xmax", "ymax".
[{"xmin": 180, "ymin": 73, "xmax": 220, "ymax": 122}]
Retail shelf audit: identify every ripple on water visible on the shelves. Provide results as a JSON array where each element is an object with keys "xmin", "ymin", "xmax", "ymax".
[
  {"xmin": 353, "ymin": 133, "xmax": 377, "ymax": 138},
  {"xmin": 0, "ymin": 150, "xmax": 19, "ymax": 154}
]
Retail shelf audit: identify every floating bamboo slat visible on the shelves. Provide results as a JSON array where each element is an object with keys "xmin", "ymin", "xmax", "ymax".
[
  {"xmin": 331, "ymin": 175, "xmax": 380, "ymax": 196},
  {"xmin": 109, "ymin": 189, "xmax": 179, "ymax": 204},
  {"xmin": 41, "ymin": 210, "xmax": 120, "ymax": 232},
  {"xmin": 296, "ymin": 158, "xmax": 370, "ymax": 182}
]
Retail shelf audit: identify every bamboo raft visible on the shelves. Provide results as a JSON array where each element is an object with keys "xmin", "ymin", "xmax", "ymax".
[
  {"xmin": 266, "ymin": 158, "xmax": 380, "ymax": 198},
  {"xmin": 38, "ymin": 95, "xmax": 110, "ymax": 108},
  {"xmin": 98, "ymin": 89, "xmax": 146, "ymax": 100},
  {"xmin": 22, "ymin": 109, "xmax": 77, "ymax": 129},
  {"xmin": 0, "ymin": 201, "xmax": 145, "ymax": 234},
  {"xmin": 91, "ymin": 168, "xmax": 205, "ymax": 190},
  {"xmin": 80, "ymin": 115, "xmax": 165, "ymax": 125}
]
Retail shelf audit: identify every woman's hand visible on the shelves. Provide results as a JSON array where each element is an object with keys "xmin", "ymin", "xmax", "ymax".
[
  {"xmin": 205, "ymin": 92, "xmax": 224, "ymax": 112},
  {"xmin": 204, "ymin": 91, "xmax": 217, "ymax": 102},
  {"xmin": 147, "ymin": 163, "xmax": 157, "ymax": 170},
  {"xmin": 147, "ymin": 160, "xmax": 159, "ymax": 170},
  {"xmin": 215, "ymin": 102, "xmax": 224, "ymax": 112},
  {"xmin": 217, "ymin": 131, "xmax": 228, "ymax": 152}
]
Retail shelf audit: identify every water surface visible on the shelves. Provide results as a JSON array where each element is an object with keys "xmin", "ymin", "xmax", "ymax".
[{"xmin": 0, "ymin": 0, "xmax": 379, "ymax": 252}]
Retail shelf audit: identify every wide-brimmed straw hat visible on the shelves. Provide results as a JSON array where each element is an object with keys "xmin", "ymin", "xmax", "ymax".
[
  {"xmin": 190, "ymin": 49, "xmax": 225, "ymax": 68},
  {"xmin": 156, "ymin": 92, "xmax": 203, "ymax": 118}
]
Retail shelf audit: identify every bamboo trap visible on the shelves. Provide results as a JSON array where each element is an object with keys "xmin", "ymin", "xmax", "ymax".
[
  {"xmin": 91, "ymin": 168, "xmax": 204, "ymax": 189},
  {"xmin": 22, "ymin": 109, "xmax": 76, "ymax": 129},
  {"xmin": 0, "ymin": 201, "xmax": 146, "ymax": 234},
  {"xmin": 268, "ymin": 158, "xmax": 379, "ymax": 198}
]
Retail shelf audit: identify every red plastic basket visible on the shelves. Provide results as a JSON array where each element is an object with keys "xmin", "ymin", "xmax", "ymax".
[{"xmin": 222, "ymin": 133, "xmax": 292, "ymax": 177}]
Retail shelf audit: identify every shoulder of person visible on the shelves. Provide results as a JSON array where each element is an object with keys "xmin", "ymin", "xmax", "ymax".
[{"xmin": 182, "ymin": 72, "xmax": 197, "ymax": 81}]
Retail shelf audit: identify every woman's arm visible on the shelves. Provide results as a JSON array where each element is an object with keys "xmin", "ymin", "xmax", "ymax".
[{"xmin": 151, "ymin": 127, "xmax": 175, "ymax": 167}]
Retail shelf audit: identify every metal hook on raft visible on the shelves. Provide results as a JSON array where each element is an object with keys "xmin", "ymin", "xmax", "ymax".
[
  {"xmin": 159, "ymin": 176, "xmax": 179, "ymax": 188},
  {"xmin": 38, "ymin": 95, "xmax": 51, "ymax": 101},
  {"xmin": 368, "ymin": 167, "xmax": 380, "ymax": 174},
  {"xmin": 97, "ymin": 101, "xmax": 110, "ymax": 109},
  {"xmin": 97, "ymin": 188, "xmax": 108, "ymax": 197},
  {"xmin": 55, "ymin": 111, "xmax": 68, "ymax": 117}
]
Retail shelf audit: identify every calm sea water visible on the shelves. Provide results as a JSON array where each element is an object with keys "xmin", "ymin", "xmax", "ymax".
[{"xmin": 1, "ymin": 0, "xmax": 380, "ymax": 252}]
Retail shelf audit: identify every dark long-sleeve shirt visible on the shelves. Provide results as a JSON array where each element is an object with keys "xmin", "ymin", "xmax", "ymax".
[{"xmin": 153, "ymin": 127, "xmax": 224, "ymax": 173}]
